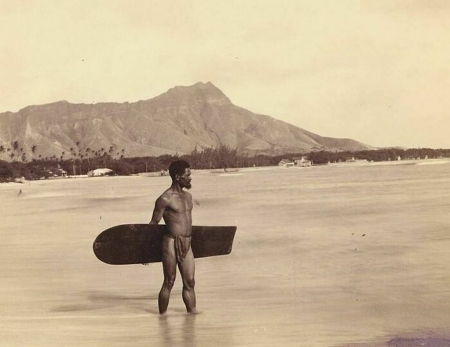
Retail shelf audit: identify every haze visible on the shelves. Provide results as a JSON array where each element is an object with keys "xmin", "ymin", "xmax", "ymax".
[{"xmin": 1, "ymin": 1, "xmax": 449, "ymax": 148}]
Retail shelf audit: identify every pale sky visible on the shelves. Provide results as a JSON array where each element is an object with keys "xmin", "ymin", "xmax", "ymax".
[{"xmin": 1, "ymin": 0, "xmax": 449, "ymax": 149}]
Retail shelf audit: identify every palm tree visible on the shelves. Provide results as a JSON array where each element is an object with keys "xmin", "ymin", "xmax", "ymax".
[
  {"xmin": 79, "ymin": 154, "xmax": 84, "ymax": 175},
  {"xmin": 108, "ymin": 146, "xmax": 114, "ymax": 164},
  {"xmin": 85, "ymin": 148, "xmax": 92, "ymax": 171},
  {"xmin": 31, "ymin": 145, "xmax": 37, "ymax": 161},
  {"xmin": 71, "ymin": 158, "xmax": 76, "ymax": 176},
  {"xmin": 12, "ymin": 141, "xmax": 19, "ymax": 159}
]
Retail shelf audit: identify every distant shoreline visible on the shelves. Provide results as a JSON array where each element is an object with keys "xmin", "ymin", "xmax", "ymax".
[{"xmin": 2, "ymin": 158, "xmax": 449, "ymax": 186}]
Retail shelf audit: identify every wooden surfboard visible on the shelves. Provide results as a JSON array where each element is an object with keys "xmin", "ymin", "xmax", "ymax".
[{"xmin": 93, "ymin": 224, "xmax": 237, "ymax": 265}]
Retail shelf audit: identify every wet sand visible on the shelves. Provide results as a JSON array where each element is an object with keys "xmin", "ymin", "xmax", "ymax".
[{"xmin": 1, "ymin": 161, "xmax": 450, "ymax": 346}]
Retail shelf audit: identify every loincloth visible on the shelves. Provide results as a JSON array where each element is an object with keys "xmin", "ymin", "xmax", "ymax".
[{"xmin": 165, "ymin": 232, "xmax": 192, "ymax": 264}]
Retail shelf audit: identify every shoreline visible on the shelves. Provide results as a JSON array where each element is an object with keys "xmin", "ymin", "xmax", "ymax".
[{"xmin": 1, "ymin": 158, "xmax": 449, "ymax": 187}]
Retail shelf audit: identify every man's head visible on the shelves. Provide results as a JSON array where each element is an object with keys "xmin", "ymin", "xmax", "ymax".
[{"xmin": 169, "ymin": 160, "xmax": 192, "ymax": 189}]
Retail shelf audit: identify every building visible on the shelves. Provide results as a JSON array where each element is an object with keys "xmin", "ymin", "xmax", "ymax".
[
  {"xmin": 293, "ymin": 156, "xmax": 312, "ymax": 167},
  {"xmin": 278, "ymin": 159, "xmax": 295, "ymax": 168},
  {"xmin": 87, "ymin": 168, "xmax": 115, "ymax": 177}
]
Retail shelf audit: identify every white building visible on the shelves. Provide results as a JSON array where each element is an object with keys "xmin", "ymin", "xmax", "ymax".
[
  {"xmin": 293, "ymin": 156, "xmax": 312, "ymax": 167},
  {"xmin": 87, "ymin": 168, "xmax": 115, "ymax": 177},
  {"xmin": 278, "ymin": 159, "xmax": 295, "ymax": 168}
]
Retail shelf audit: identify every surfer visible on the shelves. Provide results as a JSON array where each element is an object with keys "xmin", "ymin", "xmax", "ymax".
[{"xmin": 149, "ymin": 160, "xmax": 197, "ymax": 314}]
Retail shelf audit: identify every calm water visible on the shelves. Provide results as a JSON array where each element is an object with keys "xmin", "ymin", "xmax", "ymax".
[{"xmin": 1, "ymin": 161, "xmax": 449, "ymax": 346}]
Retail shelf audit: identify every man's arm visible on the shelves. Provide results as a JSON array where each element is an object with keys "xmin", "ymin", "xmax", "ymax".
[
  {"xmin": 143, "ymin": 195, "xmax": 170, "ymax": 266},
  {"xmin": 149, "ymin": 195, "xmax": 170, "ymax": 225}
]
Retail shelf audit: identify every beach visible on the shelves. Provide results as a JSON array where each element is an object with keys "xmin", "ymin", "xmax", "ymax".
[{"xmin": 1, "ymin": 160, "xmax": 450, "ymax": 346}]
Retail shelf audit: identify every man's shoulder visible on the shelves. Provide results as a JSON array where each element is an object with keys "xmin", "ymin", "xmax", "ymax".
[
  {"xmin": 156, "ymin": 190, "xmax": 173, "ymax": 204},
  {"xmin": 157, "ymin": 188, "xmax": 191, "ymax": 202}
]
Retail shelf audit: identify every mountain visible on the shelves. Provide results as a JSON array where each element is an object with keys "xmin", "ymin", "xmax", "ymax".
[{"xmin": 0, "ymin": 82, "xmax": 373, "ymax": 161}]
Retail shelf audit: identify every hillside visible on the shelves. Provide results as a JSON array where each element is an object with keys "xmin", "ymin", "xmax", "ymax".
[{"xmin": 0, "ymin": 82, "xmax": 373, "ymax": 160}]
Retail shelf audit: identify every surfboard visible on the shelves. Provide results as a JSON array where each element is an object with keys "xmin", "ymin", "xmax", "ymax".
[{"xmin": 93, "ymin": 224, "xmax": 237, "ymax": 265}]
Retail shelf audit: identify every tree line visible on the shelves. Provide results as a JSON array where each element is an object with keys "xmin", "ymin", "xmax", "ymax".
[
  {"xmin": 0, "ymin": 141, "xmax": 125, "ymax": 164},
  {"xmin": 306, "ymin": 147, "xmax": 450, "ymax": 164},
  {"xmin": 1, "ymin": 141, "xmax": 449, "ymax": 182}
]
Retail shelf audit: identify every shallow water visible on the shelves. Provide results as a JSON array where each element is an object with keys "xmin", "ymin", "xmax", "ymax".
[{"xmin": 1, "ymin": 161, "xmax": 450, "ymax": 346}]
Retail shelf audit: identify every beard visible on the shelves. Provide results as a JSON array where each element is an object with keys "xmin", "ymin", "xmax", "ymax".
[{"xmin": 185, "ymin": 182, "xmax": 192, "ymax": 190}]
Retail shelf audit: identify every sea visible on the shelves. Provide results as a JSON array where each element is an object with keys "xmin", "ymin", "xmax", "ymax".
[{"xmin": 1, "ymin": 159, "xmax": 449, "ymax": 346}]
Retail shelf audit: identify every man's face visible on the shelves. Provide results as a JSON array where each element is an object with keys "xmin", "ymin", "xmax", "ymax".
[{"xmin": 178, "ymin": 168, "xmax": 192, "ymax": 189}]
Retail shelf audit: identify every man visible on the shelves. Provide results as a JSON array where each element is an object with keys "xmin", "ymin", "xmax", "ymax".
[{"xmin": 149, "ymin": 160, "xmax": 196, "ymax": 314}]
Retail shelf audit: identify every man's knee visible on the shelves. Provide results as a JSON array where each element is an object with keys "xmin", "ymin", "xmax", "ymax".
[
  {"xmin": 164, "ymin": 275, "xmax": 176, "ymax": 289},
  {"xmin": 183, "ymin": 277, "xmax": 195, "ymax": 289}
]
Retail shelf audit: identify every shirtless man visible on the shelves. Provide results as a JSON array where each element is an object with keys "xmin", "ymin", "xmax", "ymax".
[{"xmin": 149, "ymin": 160, "xmax": 196, "ymax": 314}]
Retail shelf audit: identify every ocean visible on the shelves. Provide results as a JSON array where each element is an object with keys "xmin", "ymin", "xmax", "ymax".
[{"xmin": 1, "ymin": 160, "xmax": 449, "ymax": 346}]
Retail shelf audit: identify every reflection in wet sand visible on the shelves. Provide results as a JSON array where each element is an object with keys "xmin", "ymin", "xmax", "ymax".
[
  {"xmin": 158, "ymin": 314, "xmax": 197, "ymax": 347},
  {"xmin": 51, "ymin": 292, "xmax": 158, "ymax": 314}
]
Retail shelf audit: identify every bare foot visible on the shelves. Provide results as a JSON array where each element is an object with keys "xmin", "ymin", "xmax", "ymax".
[{"xmin": 187, "ymin": 309, "xmax": 202, "ymax": 315}]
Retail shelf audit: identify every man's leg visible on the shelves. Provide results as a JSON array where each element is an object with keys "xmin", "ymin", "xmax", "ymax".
[
  {"xmin": 159, "ymin": 236, "xmax": 177, "ymax": 314},
  {"xmin": 179, "ymin": 247, "xmax": 196, "ymax": 313}
]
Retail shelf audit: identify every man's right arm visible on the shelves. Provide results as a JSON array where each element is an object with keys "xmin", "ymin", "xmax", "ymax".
[
  {"xmin": 149, "ymin": 195, "xmax": 170, "ymax": 225},
  {"xmin": 143, "ymin": 195, "xmax": 170, "ymax": 265}
]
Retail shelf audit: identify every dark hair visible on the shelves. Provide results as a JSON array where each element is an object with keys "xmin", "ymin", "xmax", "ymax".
[{"xmin": 169, "ymin": 160, "xmax": 190, "ymax": 180}]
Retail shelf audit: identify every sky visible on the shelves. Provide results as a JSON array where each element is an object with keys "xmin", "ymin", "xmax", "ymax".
[{"xmin": 1, "ymin": 0, "xmax": 449, "ymax": 149}]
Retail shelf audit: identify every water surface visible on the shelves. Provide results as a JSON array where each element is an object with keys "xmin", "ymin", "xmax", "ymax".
[{"xmin": 1, "ymin": 161, "xmax": 449, "ymax": 346}]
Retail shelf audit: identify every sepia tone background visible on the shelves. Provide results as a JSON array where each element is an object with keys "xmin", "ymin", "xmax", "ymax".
[
  {"xmin": 1, "ymin": 1, "xmax": 449, "ymax": 148},
  {"xmin": 1, "ymin": 1, "xmax": 450, "ymax": 346}
]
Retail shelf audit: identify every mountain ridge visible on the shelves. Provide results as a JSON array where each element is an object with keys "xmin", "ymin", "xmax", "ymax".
[{"xmin": 0, "ymin": 82, "xmax": 373, "ymax": 161}]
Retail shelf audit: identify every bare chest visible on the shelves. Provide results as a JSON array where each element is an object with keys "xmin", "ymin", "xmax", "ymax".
[{"xmin": 167, "ymin": 195, "xmax": 193, "ymax": 214}]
